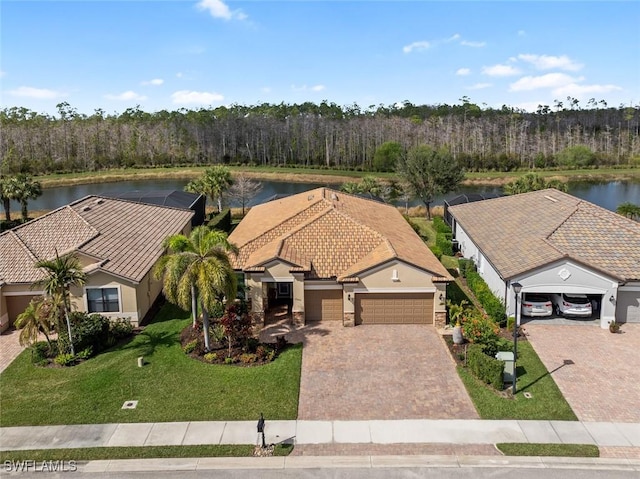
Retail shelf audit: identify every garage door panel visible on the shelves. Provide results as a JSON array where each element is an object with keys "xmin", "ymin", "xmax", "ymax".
[
  {"xmin": 356, "ymin": 293, "xmax": 433, "ymax": 325},
  {"xmin": 305, "ymin": 289, "xmax": 343, "ymax": 321},
  {"xmin": 617, "ymin": 291, "xmax": 640, "ymax": 323}
]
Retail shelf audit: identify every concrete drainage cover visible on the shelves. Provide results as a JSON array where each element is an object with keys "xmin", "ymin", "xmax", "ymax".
[{"xmin": 122, "ymin": 400, "xmax": 138, "ymax": 409}]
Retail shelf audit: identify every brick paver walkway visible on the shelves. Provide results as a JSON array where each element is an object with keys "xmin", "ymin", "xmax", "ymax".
[
  {"xmin": 525, "ymin": 323, "xmax": 640, "ymax": 423},
  {"xmin": 0, "ymin": 329, "xmax": 24, "ymax": 373},
  {"xmin": 262, "ymin": 321, "xmax": 478, "ymax": 421}
]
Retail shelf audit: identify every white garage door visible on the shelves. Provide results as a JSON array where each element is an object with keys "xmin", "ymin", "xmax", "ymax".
[{"xmin": 616, "ymin": 290, "xmax": 640, "ymax": 323}]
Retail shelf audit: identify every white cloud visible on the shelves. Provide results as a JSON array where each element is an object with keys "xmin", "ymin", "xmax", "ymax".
[
  {"xmin": 553, "ymin": 83, "xmax": 622, "ymax": 97},
  {"xmin": 105, "ymin": 91, "xmax": 147, "ymax": 101},
  {"xmin": 445, "ymin": 33, "xmax": 461, "ymax": 42},
  {"xmin": 467, "ymin": 83, "xmax": 492, "ymax": 90},
  {"xmin": 456, "ymin": 68, "xmax": 471, "ymax": 76},
  {"xmin": 141, "ymin": 78, "xmax": 164, "ymax": 86},
  {"xmin": 403, "ymin": 41, "xmax": 430, "ymax": 53},
  {"xmin": 482, "ymin": 64, "xmax": 521, "ymax": 77},
  {"xmin": 518, "ymin": 30, "xmax": 526, "ymax": 36},
  {"xmin": 512, "ymin": 101, "xmax": 546, "ymax": 113},
  {"xmin": 509, "ymin": 73, "xmax": 580, "ymax": 91},
  {"xmin": 171, "ymin": 90, "xmax": 224, "ymax": 105},
  {"xmin": 196, "ymin": 0, "xmax": 246, "ymax": 21},
  {"xmin": 176, "ymin": 72, "xmax": 183, "ymax": 78},
  {"xmin": 460, "ymin": 40, "xmax": 486, "ymax": 48},
  {"xmin": 9, "ymin": 86, "xmax": 64, "ymax": 99},
  {"xmin": 292, "ymin": 84, "xmax": 326, "ymax": 92},
  {"xmin": 518, "ymin": 54, "xmax": 583, "ymax": 71}
]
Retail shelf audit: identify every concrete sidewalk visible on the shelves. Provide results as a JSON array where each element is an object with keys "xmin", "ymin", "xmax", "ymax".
[{"xmin": 1, "ymin": 420, "xmax": 639, "ymax": 451}]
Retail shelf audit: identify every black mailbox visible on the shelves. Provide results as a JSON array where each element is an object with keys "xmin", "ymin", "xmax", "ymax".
[{"xmin": 257, "ymin": 413, "xmax": 265, "ymax": 433}]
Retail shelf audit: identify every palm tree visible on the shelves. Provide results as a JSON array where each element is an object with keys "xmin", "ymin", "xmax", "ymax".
[
  {"xmin": 14, "ymin": 298, "xmax": 55, "ymax": 347},
  {"xmin": 35, "ymin": 252, "xmax": 86, "ymax": 355},
  {"xmin": 0, "ymin": 175, "xmax": 20, "ymax": 222},
  {"xmin": 13, "ymin": 174, "xmax": 42, "ymax": 221},
  {"xmin": 154, "ymin": 226, "xmax": 238, "ymax": 351},
  {"xmin": 185, "ymin": 166, "xmax": 234, "ymax": 213},
  {"xmin": 616, "ymin": 202, "xmax": 640, "ymax": 221}
]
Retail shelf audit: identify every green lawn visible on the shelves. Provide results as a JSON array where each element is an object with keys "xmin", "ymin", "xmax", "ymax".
[
  {"xmin": 0, "ymin": 444, "xmax": 293, "ymax": 462},
  {"xmin": 497, "ymin": 443, "xmax": 599, "ymax": 457},
  {"xmin": 0, "ymin": 304, "xmax": 302, "ymax": 426},
  {"xmin": 458, "ymin": 342, "xmax": 577, "ymax": 421}
]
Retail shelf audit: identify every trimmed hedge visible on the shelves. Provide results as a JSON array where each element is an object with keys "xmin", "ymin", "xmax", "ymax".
[
  {"xmin": 467, "ymin": 343, "xmax": 504, "ymax": 390},
  {"xmin": 465, "ymin": 269, "xmax": 506, "ymax": 325},
  {"xmin": 433, "ymin": 216, "xmax": 453, "ymax": 256},
  {"xmin": 458, "ymin": 258, "xmax": 475, "ymax": 278},
  {"xmin": 208, "ymin": 209, "xmax": 232, "ymax": 233}
]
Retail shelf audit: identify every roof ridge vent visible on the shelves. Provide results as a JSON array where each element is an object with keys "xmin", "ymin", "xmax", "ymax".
[
  {"xmin": 544, "ymin": 195, "xmax": 558, "ymax": 203},
  {"xmin": 94, "ymin": 198, "xmax": 104, "ymax": 205},
  {"xmin": 81, "ymin": 206, "xmax": 91, "ymax": 212}
]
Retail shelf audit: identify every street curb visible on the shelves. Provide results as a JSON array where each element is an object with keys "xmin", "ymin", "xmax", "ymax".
[{"xmin": 74, "ymin": 455, "xmax": 640, "ymax": 473}]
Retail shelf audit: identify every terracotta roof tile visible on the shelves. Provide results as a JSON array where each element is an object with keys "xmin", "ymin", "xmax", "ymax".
[
  {"xmin": 229, "ymin": 187, "xmax": 452, "ymax": 281},
  {"xmin": 0, "ymin": 196, "xmax": 193, "ymax": 285},
  {"xmin": 449, "ymin": 188, "xmax": 640, "ymax": 281}
]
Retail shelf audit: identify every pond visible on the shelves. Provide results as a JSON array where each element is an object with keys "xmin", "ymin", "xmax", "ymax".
[{"xmin": 12, "ymin": 177, "xmax": 640, "ymax": 213}]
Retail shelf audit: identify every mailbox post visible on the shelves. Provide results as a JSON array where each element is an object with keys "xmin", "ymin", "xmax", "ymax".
[{"xmin": 257, "ymin": 413, "xmax": 266, "ymax": 448}]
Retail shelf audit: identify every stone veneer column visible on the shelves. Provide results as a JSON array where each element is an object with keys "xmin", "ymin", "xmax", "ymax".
[
  {"xmin": 292, "ymin": 311, "xmax": 305, "ymax": 326},
  {"xmin": 251, "ymin": 311, "xmax": 265, "ymax": 334},
  {"xmin": 434, "ymin": 311, "xmax": 446, "ymax": 329},
  {"xmin": 343, "ymin": 312, "xmax": 355, "ymax": 327}
]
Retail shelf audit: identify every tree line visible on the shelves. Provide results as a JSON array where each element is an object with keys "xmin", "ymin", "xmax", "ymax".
[{"xmin": 1, "ymin": 99, "xmax": 638, "ymax": 176}]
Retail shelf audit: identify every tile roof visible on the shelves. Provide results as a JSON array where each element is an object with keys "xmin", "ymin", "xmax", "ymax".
[
  {"xmin": 448, "ymin": 188, "xmax": 640, "ymax": 281},
  {"xmin": 229, "ymin": 187, "xmax": 452, "ymax": 282},
  {"xmin": 0, "ymin": 196, "xmax": 193, "ymax": 284}
]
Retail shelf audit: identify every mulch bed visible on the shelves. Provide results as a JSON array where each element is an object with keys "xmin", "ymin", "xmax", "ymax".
[{"xmin": 180, "ymin": 324, "xmax": 288, "ymax": 366}]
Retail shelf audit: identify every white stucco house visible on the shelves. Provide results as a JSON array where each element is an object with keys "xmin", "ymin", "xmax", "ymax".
[{"xmin": 448, "ymin": 188, "xmax": 640, "ymax": 329}]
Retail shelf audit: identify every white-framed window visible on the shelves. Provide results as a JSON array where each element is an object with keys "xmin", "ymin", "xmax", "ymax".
[{"xmin": 86, "ymin": 287, "xmax": 120, "ymax": 313}]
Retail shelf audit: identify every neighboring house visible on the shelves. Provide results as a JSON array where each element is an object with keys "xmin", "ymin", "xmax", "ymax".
[
  {"xmin": 229, "ymin": 187, "xmax": 452, "ymax": 328},
  {"xmin": 449, "ymin": 188, "xmax": 640, "ymax": 328},
  {"xmin": 110, "ymin": 190, "xmax": 206, "ymax": 227},
  {"xmin": 0, "ymin": 196, "xmax": 193, "ymax": 332}
]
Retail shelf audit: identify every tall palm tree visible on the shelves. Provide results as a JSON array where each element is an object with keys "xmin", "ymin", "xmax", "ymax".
[
  {"xmin": 185, "ymin": 166, "xmax": 233, "ymax": 213},
  {"xmin": 35, "ymin": 252, "xmax": 86, "ymax": 355},
  {"xmin": 13, "ymin": 174, "xmax": 42, "ymax": 221},
  {"xmin": 14, "ymin": 298, "xmax": 55, "ymax": 347},
  {"xmin": 154, "ymin": 226, "xmax": 238, "ymax": 351},
  {"xmin": 0, "ymin": 175, "xmax": 20, "ymax": 222}
]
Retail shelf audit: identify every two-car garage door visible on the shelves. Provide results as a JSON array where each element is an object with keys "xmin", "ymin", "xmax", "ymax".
[{"xmin": 356, "ymin": 293, "xmax": 433, "ymax": 325}]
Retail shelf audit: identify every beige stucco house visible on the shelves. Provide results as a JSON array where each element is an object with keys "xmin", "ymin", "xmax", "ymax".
[
  {"xmin": 228, "ymin": 188, "xmax": 452, "ymax": 328},
  {"xmin": 0, "ymin": 196, "xmax": 193, "ymax": 332}
]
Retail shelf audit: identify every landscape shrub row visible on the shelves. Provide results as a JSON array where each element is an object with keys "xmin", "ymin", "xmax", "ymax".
[
  {"xmin": 433, "ymin": 216, "xmax": 453, "ymax": 256},
  {"xmin": 208, "ymin": 209, "xmax": 232, "ymax": 233},
  {"xmin": 465, "ymin": 269, "xmax": 506, "ymax": 325},
  {"xmin": 467, "ymin": 343, "xmax": 504, "ymax": 390},
  {"xmin": 458, "ymin": 258, "xmax": 475, "ymax": 278}
]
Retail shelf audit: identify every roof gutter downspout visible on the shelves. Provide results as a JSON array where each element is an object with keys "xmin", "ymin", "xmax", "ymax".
[{"xmin": 504, "ymin": 280, "xmax": 509, "ymax": 318}]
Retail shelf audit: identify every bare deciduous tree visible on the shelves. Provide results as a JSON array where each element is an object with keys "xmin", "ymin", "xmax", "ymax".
[{"xmin": 227, "ymin": 175, "xmax": 263, "ymax": 216}]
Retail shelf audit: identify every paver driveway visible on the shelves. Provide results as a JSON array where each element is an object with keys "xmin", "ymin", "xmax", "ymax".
[
  {"xmin": 525, "ymin": 323, "xmax": 640, "ymax": 423},
  {"xmin": 263, "ymin": 321, "xmax": 478, "ymax": 421}
]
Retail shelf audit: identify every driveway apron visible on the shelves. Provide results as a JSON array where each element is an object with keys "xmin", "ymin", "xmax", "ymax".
[
  {"xmin": 525, "ymin": 323, "xmax": 640, "ymax": 423},
  {"xmin": 285, "ymin": 322, "xmax": 478, "ymax": 421}
]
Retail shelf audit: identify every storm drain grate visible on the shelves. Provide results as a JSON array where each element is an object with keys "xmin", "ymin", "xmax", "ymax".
[{"xmin": 122, "ymin": 400, "xmax": 138, "ymax": 409}]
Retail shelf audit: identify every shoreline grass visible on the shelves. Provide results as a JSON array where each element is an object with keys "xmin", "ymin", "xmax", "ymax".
[
  {"xmin": 0, "ymin": 303, "xmax": 302, "ymax": 427},
  {"xmin": 35, "ymin": 165, "xmax": 640, "ymax": 189}
]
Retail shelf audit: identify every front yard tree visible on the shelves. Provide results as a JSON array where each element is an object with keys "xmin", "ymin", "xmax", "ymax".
[
  {"xmin": 14, "ymin": 298, "xmax": 54, "ymax": 347},
  {"xmin": 154, "ymin": 226, "xmax": 238, "ymax": 351},
  {"xmin": 396, "ymin": 145, "xmax": 464, "ymax": 219},
  {"xmin": 227, "ymin": 174, "xmax": 262, "ymax": 216},
  {"xmin": 35, "ymin": 253, "xmax": 86, "ymax": 356}
]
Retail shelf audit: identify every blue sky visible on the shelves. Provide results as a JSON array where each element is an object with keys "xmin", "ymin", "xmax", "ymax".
[{"xmin": 2, "ymin": 1, "xmax": 639, "ymax": 116}]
